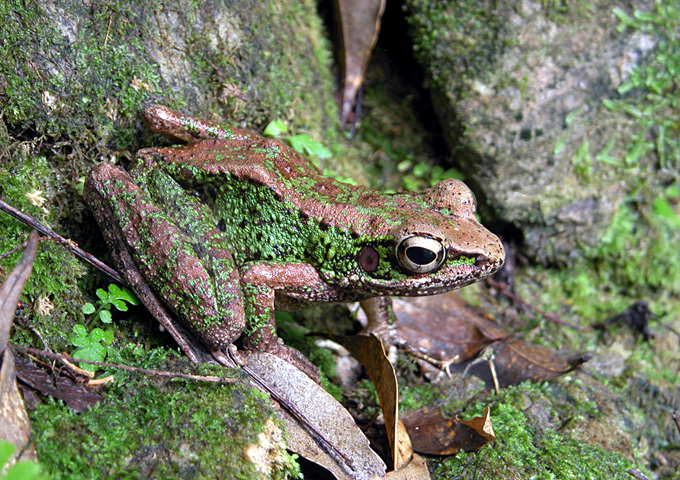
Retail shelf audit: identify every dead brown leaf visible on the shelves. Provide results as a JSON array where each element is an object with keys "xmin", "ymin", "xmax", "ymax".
[
  {"xmin": 401, "ymin": 406, "xmax": 494, "ymax": 455},
  {"xmin": 14, "ymin": 355, "xmax": 102, "ymax": 412},
  {"xmin": 327, "ymin": 333, "xmax": 412, "ymax": 470},
  {"xmin": 383, "ymin": 453, "xmax": 431, "ymax": 479},
  {"xmin": 333, "ymin": 0, "xmax": 386, "ymax": 124},
  {"xmin": 392, "ymin": 292, "xmax": 589, "ymax": 387},
  {"xmin": 243, "ymin": 351, "xmax": 387, "ymax": 480},
  {"xmin": 0, "ymin": 232, "xmax": 39, "ymax": 462}
]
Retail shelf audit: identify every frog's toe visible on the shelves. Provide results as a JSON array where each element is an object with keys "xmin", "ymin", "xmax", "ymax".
[{"xmin": 211, "ymin": 346, "xmax": 243, "ymax": 368}]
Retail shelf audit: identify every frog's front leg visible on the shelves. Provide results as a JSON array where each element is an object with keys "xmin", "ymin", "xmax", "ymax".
[
  {"xmin": 239, "ymin": 263, "xmax": 334, "ymax": 380},
  {"xmin": 85, "ymin": 162, "xmax": 246, "ymax": 364}
]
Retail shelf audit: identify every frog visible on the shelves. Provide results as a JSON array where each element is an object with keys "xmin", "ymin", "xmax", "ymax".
[{"xmin": 84, "ymin": 105, "xmax": 505, "ymax": 377}]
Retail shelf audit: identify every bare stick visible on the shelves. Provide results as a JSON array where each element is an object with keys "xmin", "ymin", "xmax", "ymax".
[
  {"xmin": 0, "ymin": 200, "xmax": 126, "ymax": 285},
  {"xmin": 627, "ymin": 469, "xmax": 650, "ymax": 480},
  {"xmin": 11, "ymin": 345, "xmax": 235, "ymax": 384}
]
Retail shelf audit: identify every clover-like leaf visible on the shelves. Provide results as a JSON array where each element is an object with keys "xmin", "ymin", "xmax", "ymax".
[
  {"xmin": 70, "ymin": 326, "xmax": 114, "ymax": 371},
  {"xmin": 3, "ymin": 458, "xmax": 42, "ymax": 480},
  {"xmin": 72, "ymin": 342, "xmax": 106, "ymax": 367},
  {"xmin": 286, "ymin": 134, "xmax": 333, "ymax": 159},
  {"xmin": 82, "ymin": 302, "xmax": 96, "ymax": 314},
  {"xmin": 107, "ymin": 284, "xmax": 139, "ymax": 309},
  {"xmin": 98, "ymin": 310, "xmax": 113, "ymax": 324},
  {"xmin": 110, "ymin": 299, "xmax": 128, "ymax": 312},
  {"xmin": 71, "ymin": 324, "xmax": 88, "ymax": 345},
  {"xmin": 95, "ymin": 288, "xmax": 109, "ymax": 303}
]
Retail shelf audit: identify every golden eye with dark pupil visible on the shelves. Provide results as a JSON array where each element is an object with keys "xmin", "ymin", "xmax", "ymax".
[{"xmin": 395, "ymin": 236, "xmax": 446, "ymax": 274}]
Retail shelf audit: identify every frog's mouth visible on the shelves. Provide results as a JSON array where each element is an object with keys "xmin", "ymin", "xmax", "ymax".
[{"xmin": 367, "ymin": 248, "xmax": 504, "ymax": 297}]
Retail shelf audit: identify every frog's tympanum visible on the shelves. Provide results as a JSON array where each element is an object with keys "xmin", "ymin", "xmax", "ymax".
[{"xmin": 85, "ymin": 106, "xmax": 505, "ymax": 376}]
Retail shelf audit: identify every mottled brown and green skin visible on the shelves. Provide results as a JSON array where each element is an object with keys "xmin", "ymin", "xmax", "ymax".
[{"xmin": 85, "ymin": 106, "xmax": 504, "ymax": 374}]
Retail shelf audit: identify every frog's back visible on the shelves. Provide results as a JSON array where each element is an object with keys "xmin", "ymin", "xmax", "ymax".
[{"xmin": 149, "ymin": 137, "xmax": 423, "ymax": 228}]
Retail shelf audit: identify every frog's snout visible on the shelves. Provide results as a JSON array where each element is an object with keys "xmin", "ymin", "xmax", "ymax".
[{"xmin": 448, "ymin": 227, "xmax": 505, "ymax": 275}]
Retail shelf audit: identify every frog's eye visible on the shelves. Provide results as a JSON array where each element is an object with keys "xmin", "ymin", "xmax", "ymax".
[
  {"xmin": 469, "ymin": 189, "xmax": 478, "ymax": 212},
  {"xmin": 395, "ymin": 236, "xmax": 446, "ymax": 274}
]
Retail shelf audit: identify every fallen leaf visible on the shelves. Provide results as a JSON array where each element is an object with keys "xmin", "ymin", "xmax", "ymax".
[
  {"xmin": 468, "ymin": 338, "xmax": 591, "ymax": 388},
  {"xmin": 401, "ymin": 406, "xmax": 494, "ymax": 455},
  {"xmin": 383, "ymin": 453, "xmax": 431, "ymax": 479},
  {"xmin": 601, "ymin": 300, "xmax": 654, "ymax": 341},
  {"xmin": 327, "ymin": 332, "xmax": 411, "ymax": 470},
  {"xmin": 0, "ymin": 232, "xmax": 39, "ymax": 463},
  {"xmin": 392, "ymin": 293, "xmax": 589, "ymax": 387},
  {"xmin": 333, "ymin": 0, "xmax": 386, "ymax": 124},
  {"xmin": 14, "ymin": 355, "xmax": 102, "ymax": 413},
  {"xmin": 242, "ymin": 351, "xmax": 386, "ymax": 480}
]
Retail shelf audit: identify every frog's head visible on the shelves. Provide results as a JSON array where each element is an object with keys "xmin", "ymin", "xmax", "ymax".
[{"xmin": 357, "ymin": 179, "xmax": 505, "ymax": 296}]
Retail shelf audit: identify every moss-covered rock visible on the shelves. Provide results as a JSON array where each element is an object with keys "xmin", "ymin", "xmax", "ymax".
[
  {"xmin": 0, "ymin": 1, "xmax": 343, "ymax": 477},
  {"xmin": 28, "ymin": 349, "xmax": 298, "ymax": 479},
  {"xmin": 404, "ymin": 0, "xmax": 680, "ymax": 265}
]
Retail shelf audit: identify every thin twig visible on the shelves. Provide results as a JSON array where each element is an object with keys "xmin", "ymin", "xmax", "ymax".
[
  {"xmin": 11, "ymin": 345, "xmax": 235, "ymax": 384},
  {"xmin": 0, "ymin": 239, "xmax": 32, "ymax": 260},
  {"xmin": 627, "ymin": 468, "xmax": 650, "ymax": 480},
  {"xmin": 673, "ymin": 411, "xmax": 680, "ymax": 436},
  {"xmin": 487, "ymin": 277, "xmax": 592, "ymax": 332},
  {"xmin": 0, "ymin": 200, "xmax": 126, "ymax": 285}
]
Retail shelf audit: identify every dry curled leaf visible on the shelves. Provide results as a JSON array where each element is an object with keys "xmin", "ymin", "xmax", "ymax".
[
  {"xmin": 333, "ymin": 0, "xmax": 386, "ymax": 124},
  {"xmin": 0, "ymin": 232, "xmax": 39, "ymax": 462},
  {"xmin": 14, "ymin": 355, "xmax": 102, "ymax": 413},
  {"xmin": 327, "ymin": 332, "xmax": 412, "ymax": 471},
  {"xmin": 383, "ymin": 453, "xmax": 431, "ymax": 479},
  {"xmin": 401, "ymin": 406, "xmax": 494, "ymax": 455}
]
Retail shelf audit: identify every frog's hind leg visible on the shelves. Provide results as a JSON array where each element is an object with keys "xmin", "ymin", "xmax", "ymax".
[{"xmin": 85, "ymin": 162, "xmax": 245, "ymax": 363}]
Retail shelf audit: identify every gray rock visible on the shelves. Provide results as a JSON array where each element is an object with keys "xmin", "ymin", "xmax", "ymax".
[{"xmin": 405, "ymin": 0, "xmax": 664, "ymax": 263}]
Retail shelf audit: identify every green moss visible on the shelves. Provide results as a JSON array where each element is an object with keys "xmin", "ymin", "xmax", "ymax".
[
  {"xmin": 1, "ymin": 148, "xmax": 87, "ymax": 352},
  {"xmin": 611, "ymin": 0, "xmax": 680, "ymax": 169},
  {"xmin": 29, "ymin": 347, "xmax": 298, "ymax": 480},
  {"xmin": 403, "ymin": 0, "xmax": 511, "ymax": 90},
  {"xmin": 399, "ymin": 383, "xmax": 446, "ymax": 413},
  {"xmin": 433, "ymin": 383, "xmax": 642, "ymax": 479},
  {"xmin": 521, "ymin": 196, "xmax": 680, "ymax": 339},
  {"xmin": 0, "ymin": 0, "xmax": 161, "ymax": 147}
]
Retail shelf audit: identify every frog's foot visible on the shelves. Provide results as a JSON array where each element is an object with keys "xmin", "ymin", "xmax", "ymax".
[{"xmin": 211, "ymin": 345, "xmax": 244, "ymax": 368}]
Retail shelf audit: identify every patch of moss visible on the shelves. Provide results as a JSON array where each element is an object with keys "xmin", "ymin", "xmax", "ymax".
[
  {"xmin": 399, "ymin": 383, "xmax": 449, "ymax": 413},
  {"xmin": 0, "ymin": 0, "xmax": 161, "ymax": 147},
  {"xmin": 29, "ymin": 347, "xmax": 298, "ymax": 480},
  {"xmin": 433, "ymin": 382, "xmax": 642, "ymax": 479},
  {"xmin": 518, "ymin": 194, "xmax": 680, "ymax": 341},
  {"xmin": 403, "ymin": 0, "xmax": 511, "ymax": 91},
  {"xmin": 0, "ymin": 147, "xmax": 87, "ymax": 352},
  {"xmin": 609, "ymin": 0, "xmax": 680, "ymax": 170}
]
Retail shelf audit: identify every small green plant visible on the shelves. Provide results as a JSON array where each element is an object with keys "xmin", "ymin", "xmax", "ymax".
[
  {"xmin": 74, "ymin": 283, "xmax": 138, "ymax": 371},
  {"xmin": 0, "ymin": 441, "xmax": 41, "ymax": 480},
  {"xmin": 82, "ymin": 283, "xmax": 139, "ymax": 324},
  {"xmin": 652, "ymin": 184, "xmax": 680, "ymax": 229},
  {"xmin": 263, "ymin": 119, "xmax": 332, "ymax": 159},
  {"xmin": 70, "ymin": 324, "xmax": 114, "ymax": 371}
]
